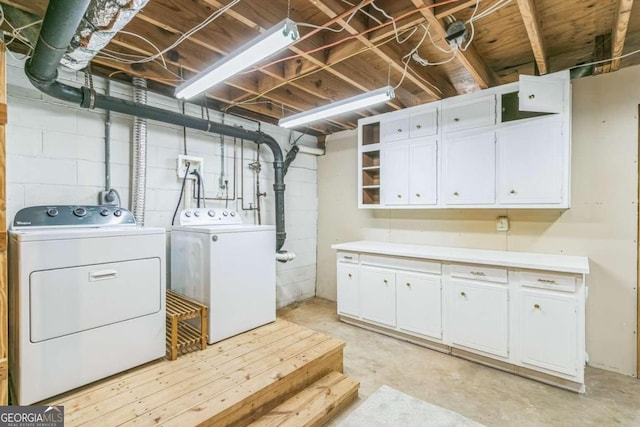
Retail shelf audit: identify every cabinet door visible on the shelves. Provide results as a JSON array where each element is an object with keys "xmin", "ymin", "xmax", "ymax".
[
  {"xmin": 442, "ymin": 131, "xmax": 496, "ymax": 205},
  {"xmin": 410, "ymin": 108, "xmax": 438, "ymax": 138},
  {"xmin": 518, "ymin": 75, "xmax": 564, "ymax": 113},
  {"xmin": 381, "ymin": 116, "xmax": 410, "ymax": 142},
  {"xmin": 497, "ymin": 117, "xmax": 563, "ymax": 204},
  {"xmin": 359, "ymin": 266, "xmax": 396, "ymax": 327},
  {"xmin": 382, "ymin": 144, "xmax": 410, "ymax": 205},
  {"xmin": 409, "ymin": 141, "xmax": 438, "ymax": 205},
  {"xmin": 397, "ymin": 272, "xmax": 441, "ymax": 339},
  {"xmin": 337, "ymin": 263, "xmax": 359, "ymax": 317},
  {"xmin": 442, "ymin": 95, "xmax": 496, "ymax": 132},
  {"xmin": 520, "ymin": 290, "xmax": 578, "ymax": 376},
  {"xmin": 450, "ymin": 280, "xmax": 509, "ymax": 357}
]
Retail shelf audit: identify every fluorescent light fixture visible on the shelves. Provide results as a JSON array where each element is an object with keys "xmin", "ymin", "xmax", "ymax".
[
  {"xmin": 279, "ymin": 86, "xmax": 395, "ymax": 128},
  {"xmin": 175, "ymin": 18, "xmax": 299, "ymax": 99}
]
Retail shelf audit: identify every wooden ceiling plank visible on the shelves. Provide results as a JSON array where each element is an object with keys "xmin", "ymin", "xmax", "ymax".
[
  {"xmin": 611, "ymin": 0, "xmax": 634, "ymax": 71},
  {"xmin": 0, "ymin": 0, "xmax": 47, "ymax": 15},
  {"xmin": 434, "ymin": 0, "xmax": 485, "ymax": 19},
  {"xmin": 515, "ymin": 0, "xmax": 548, "ymax": 75},
  {"xmin": 307, "ymin": 0, "xmax": 454, "ymax": 99},
  {"xmin": 411, "ymin": 0, "xmax": 497, "ymax": 89},
  {"xmin": 593, "ymin": 33, "xmax": 612, "ymax": 75}
]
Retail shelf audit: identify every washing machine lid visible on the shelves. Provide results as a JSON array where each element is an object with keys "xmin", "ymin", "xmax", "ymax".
[
  {"xmin": 10, "ymin": 226, "xmax": 166, "ymax": 242},
  {"xmin": 171, "ymin": 224, "xmax": 275, "ymax": 234}
]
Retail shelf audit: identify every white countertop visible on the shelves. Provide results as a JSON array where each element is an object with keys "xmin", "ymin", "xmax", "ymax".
[{"xmin": 331, "ymin": 241, "xmax": 589, "ymax": 274}]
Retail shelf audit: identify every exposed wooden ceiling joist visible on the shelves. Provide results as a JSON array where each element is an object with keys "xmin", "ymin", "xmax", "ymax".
[
  {"xmin": 611, "ymin": 0, "xmax": 635, "ymax": 71},
  {"xmin": 515, "ymin": 0, "xmax": 548, "ymax": 75}
]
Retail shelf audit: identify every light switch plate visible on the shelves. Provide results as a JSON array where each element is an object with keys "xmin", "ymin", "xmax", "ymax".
[{"xmin": 496, "ymin": 216, "xmax": 509, "ymax": 231}]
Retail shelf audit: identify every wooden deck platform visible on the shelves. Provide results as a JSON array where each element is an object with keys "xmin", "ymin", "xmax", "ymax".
[{"xmin": 42, "ymin": 319, "xmax": 355, "ymax": 426}]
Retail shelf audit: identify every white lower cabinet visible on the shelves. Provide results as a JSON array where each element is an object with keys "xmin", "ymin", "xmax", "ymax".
[
  {"xmin": 359, "ymin": 265, "xmax": 396, "ymax": 327},
  {"xmin": 337, "ymin": 262, "xmax": 359, "ymax": 317},
  {"xmin": 519, "ymin": 289, "xmax": 578, "ymax": 376},
  {"xmin": 396, "ymin": 272, "xmax": 442, "ymax": 339},
  {"xmin": 449, "ymin": 280, "xmax": 509, "ymax": 358}
]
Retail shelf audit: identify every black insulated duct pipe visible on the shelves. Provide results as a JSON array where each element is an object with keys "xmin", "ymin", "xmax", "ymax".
[{"xmin": 25, "ymin": 0, "xmax": 289, "ymax": 251}]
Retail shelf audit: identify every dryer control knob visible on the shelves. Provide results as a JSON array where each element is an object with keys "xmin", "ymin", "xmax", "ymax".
[
  {"xmin": 73, "ymin": 207, "xmax": 87, "ymax": 217},
  {"xmin": 46, "ymin": 208, "xmax": 59, "ymax": 217},
  {"xmin": 230, "ymin": 211, "xmax": 236, "ymax": 217},
  {"xmin": 194, "ymin": 211, "xmax": 201, "ymax": 217},
  {"xmin": 114, "ymin": 210, "xmax": 122, "ymax": 217},
  {"xmin": 208, "ymin": 210, "xmax": 216, "ymax": 217},
  {"xmin": 100, "ymin": 208, "xmax": 110, "ymax": 217},
  {"xmin": 185, "ymin": 211, "xmax": 192, "ymax": 218},
  {"xmin": 222, "ymin": 211, "xmax": 229, "ymax": 217}
]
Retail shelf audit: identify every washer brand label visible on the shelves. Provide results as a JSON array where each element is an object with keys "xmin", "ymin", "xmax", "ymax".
[
  {"xmin": 0, "ymin": 406, "xmax": 64, "ymax": 427},
  {"xmin": 15, "ymin": 221, "xmax": 31, "ymax": 226}
]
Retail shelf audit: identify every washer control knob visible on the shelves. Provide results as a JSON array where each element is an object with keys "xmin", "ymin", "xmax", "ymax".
[
  {"xmin": 114, "ymin": 210, "xmax": 122, "ymax": 217},
  {"xmin": 100, "ymin": 208, "xmax": 110, "ymax": 217},
  {"xmin": 194, "ymin": 211, "xmax": 201, "ymax": 217},
  {"xmin": 73, "ymin": 207, "xmax": 87, "ymax": 217},
  {"xmin": 222, "ymin": 210, "xmax": 229, "ymax": 217},
  {"xmin": 46, "ymin": 208, "xmax": 59, "ymax": 217},
  {"xmin": 185, "ymin": 211, "xmax": 192, "ymax": 218},
  {"xmin": 208, "ymin": 210, "xmax": 216, "ymax": 217},
  {"xmin": 230, "ymin": 211, "xmax": 236, "ymax": 217}
]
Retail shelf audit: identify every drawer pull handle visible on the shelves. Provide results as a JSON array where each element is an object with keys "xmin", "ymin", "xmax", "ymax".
[
  {"xmin": 89, "ymin": 269, "xmax": 118, "ymax": 281},
  {"xmin": 460, "ymin": 291, "xmax": 466, "ymax": 297},
  {"xmin": 529, "ymin": 94, "xmax": 535, "ymax": 100},
  {"xmin": 534, "ymin": 304, "xmax": 541, "ymax": 309},
  {"xmin": 344, "ymin": 256, "xmax": 353, "ymax": 260},
  {"xmin": 470, "ymin": 271, "xmax": 486, "ymax": 276},
  {"xmin": 537, "ymin": 279, "xmax": 557, "ymax": 284}
]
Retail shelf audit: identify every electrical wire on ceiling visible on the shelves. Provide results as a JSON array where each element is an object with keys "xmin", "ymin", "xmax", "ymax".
[
  {"xmin": 0, "ymin": 4, "xmax": 41, "ymax": 61},
  {"xmin": 296, "ymin": 0, "xmax": 366, "ymax": 33}
]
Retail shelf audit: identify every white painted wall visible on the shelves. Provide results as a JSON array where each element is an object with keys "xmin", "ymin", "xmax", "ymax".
[
  {"xmin": 317, "ymin": 65, "xmax": 640, "ymax": 377},
  {"xmin": 6, "ymin": 55, "xmax": 318, "ymax": 308}
]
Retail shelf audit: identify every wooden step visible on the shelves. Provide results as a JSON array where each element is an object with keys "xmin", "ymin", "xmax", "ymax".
[
  {"xmin": 248, "ymin": 371, "xmax": 359, "ymax": 427},
  {"xmin": 42, "ymin": 320, "xmax": 347, "ymax": 427}
]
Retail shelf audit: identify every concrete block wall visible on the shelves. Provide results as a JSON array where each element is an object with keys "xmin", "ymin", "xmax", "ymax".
[{"xmin": 6, "ymin": 55, "xmax": 318, "ymax": 308}]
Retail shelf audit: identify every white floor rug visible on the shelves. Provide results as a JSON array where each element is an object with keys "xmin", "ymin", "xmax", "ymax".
[{"xmin": 337, "ymin": 385, "xmax": 485, "ymax": 427}]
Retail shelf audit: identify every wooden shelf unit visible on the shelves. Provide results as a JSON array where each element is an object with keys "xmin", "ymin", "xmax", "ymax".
[{"xmin": 166, "ymin": 290, "xmax": 208, "ymax": 360}]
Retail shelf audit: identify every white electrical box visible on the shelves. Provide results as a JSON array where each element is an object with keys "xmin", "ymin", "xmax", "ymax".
[{"xmin": 177, "ymin": 155, "xmax": 204, "ymax": 179}]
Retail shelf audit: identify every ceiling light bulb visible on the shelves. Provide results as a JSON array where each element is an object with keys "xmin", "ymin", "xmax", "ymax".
[
  {"xmin": 175, "ymin": 19, "xmax": 299, "ymax": 99},
  {"xmin": 279, "ymin": 86, "xmax": 395, "ymax": 128}
]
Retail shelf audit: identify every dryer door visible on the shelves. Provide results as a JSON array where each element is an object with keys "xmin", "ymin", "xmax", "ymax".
[{"xmin": 30, "ymin": 258, "xmax": 161, "ymax": 342}]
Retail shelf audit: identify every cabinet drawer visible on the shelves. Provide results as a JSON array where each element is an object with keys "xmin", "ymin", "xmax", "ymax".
[
  {"xmin": 449, "ymin": 264, "xmax": 507, "ymax": 284},
  {"xmin": 518, "ymin": 75, "xmax": 564, "ymax": 114},
  {"xmin": 381, "ymin": 116, "xmax": 410, "ymax": 142},
  {"xmin": 520, "ymin": 271, "xmax": 576, "ymax": 293},
  {"xmin": 409, "ymin": 109, "xmax": 438, "ymax": 138},
  {"xmin": 337, "ymin": 252, "xmax": 359, "ymax": 263},
  {"xmin": 442, "ymin": 95, "xmax": 496, "ymax": 132},
  {"xmin": 360, "ymin": 254, "xmax": 441, "ymax": 274}
]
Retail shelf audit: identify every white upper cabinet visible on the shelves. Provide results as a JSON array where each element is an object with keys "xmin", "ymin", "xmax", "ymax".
[
  {"xmin": 442, "ymin": 131, "xmax": 495, "ymax": 205},
  {"xmin": 381, "ymin": 116, "xmax": 410, "ymax": 142},
  {"xmin": 442, "ymin": 95, "xmax": 496, "ymax": 133},
  {"xmin": 409, "ymin": 107, "xmax": 438, "ymax": 138},
  {"xmin": 519, "ymin": 75, "xmax": 564, "ymax": 113},
  {"xmin": 497, "ymin": 116, "xmax": 564, "ymax": 205},
  {"xmin": 357, "ymin": 71, "xmax": 570, "ymax": 209}
]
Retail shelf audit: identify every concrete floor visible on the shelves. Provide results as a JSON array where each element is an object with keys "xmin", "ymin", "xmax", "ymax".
[{"xmin": 278, "ymin": 298, "xmax": 640, "ymax": 427}]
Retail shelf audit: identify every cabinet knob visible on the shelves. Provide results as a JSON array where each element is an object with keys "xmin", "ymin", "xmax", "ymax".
[
  {"xmin": 397, "ymin": 128, "xmax": 402, "ymax": 133},
  {"xmin": 416, "ymin": 193, "xmax": 421, "ymax": 197},
  {"xmin": 453, "ymin": 192, "xmax": 459, "ymax": 196},
  {"xmin": 416, "ymin": 124, "xmax": 422, "ymax": 129},
  {"xmin": 453, "ymin": 118, "xmax": 460, "ymax": 122},
  {"xmin": 348, "ymin": 273, "xmax": 352, "ymax": 278},
  {"xmin": 406, "ymin": 282, "xmax": 411, "ymax": 287},
  {"xmin": 397, "ymin": 194, "xmax": 402, "ymax": 198},
  {"xmin": 534, "ymin": 304, "xmax": 541, "ymax": 309},
  {"xmin": 383, "ymin": 279, "xmax": 388, "ymax": 284},
  {"xmin": 460, "ymin": 291, "xmax": 466, "ymax": 297},
  {"xmin": 529, "ymin": 94, "xmax": 535, "ymax": 100},
  {"xmin": 510, "ymin": 189, "xmax": 516, "ymax": 194}
]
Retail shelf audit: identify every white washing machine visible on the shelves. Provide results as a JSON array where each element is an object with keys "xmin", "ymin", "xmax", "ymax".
[
  {"xmin": 171, "ymin": 208, "xmax": 276, "ymax": 344},
  {"xmin": 9, "ymin": 205, "xmax": 166, "ymax": 405}
]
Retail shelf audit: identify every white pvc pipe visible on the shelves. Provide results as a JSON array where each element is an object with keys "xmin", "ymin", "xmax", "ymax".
[{"xmin": 276, "ymin": 251, "xmax": 296, "ymax": 263}]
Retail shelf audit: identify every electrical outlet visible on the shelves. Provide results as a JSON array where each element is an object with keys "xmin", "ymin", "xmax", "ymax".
[
  {"xmin": 496, "ymin": 216, "xmax": 509, "ymax": 232},
  {"xmin": 177, "ymin": 155, "xmax": 204, "ymax": 180}
]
